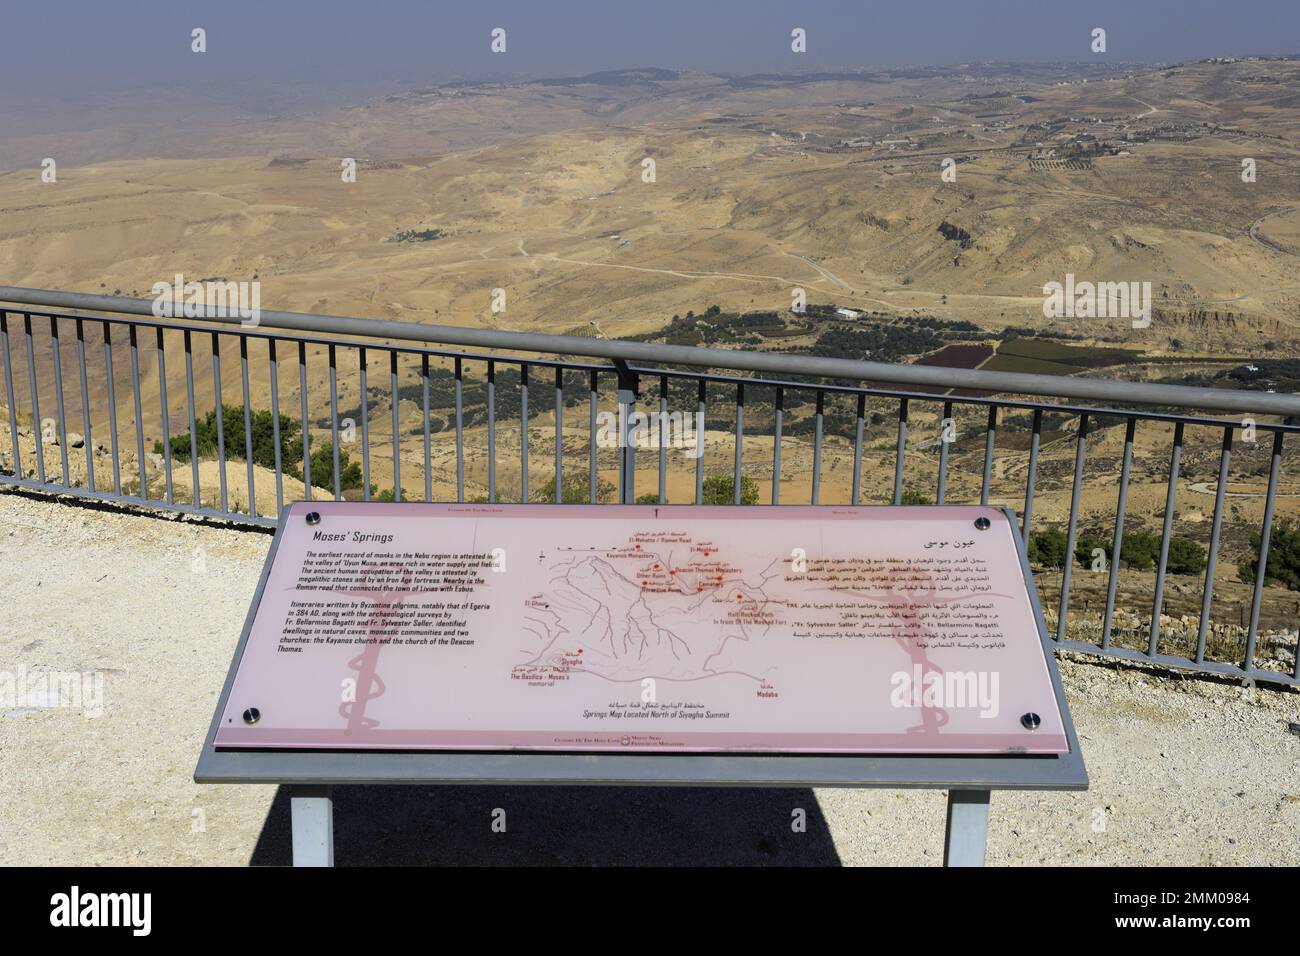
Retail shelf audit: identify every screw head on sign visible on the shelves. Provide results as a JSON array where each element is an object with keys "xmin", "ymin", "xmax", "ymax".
[
  {"xmin": 974, "ymin": 516, "xmax": 991, "ymax": 530},
  {"xmin": 1020, "ymin": 712, "xmax": 1041, "ymax": 731},
  {"xmin": 305, "ymin": 511, "xmax": 321, "ymax": 526},
  {"xmin": 243, "ymin": 707, "xmax": 261, "ymax": 725}
]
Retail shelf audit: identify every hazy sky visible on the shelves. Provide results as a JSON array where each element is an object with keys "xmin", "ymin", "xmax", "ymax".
[{"xmin": 4, "ymin": 0, "xmax": 1298, "ymax": 99}]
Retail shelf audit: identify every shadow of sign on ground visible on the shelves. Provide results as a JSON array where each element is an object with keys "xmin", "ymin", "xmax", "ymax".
[{"xmin": 249, "ymin": 785, "xmax": 840, "ymax": 866}]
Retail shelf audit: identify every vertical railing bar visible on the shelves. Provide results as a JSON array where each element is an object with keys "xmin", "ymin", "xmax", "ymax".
[
  {"xmin": 520, "ymin": 364, "xmax": 529, "ymax": 503},
  {"xmin": 849, "ymin": 393, "xmax": 863, "ymax": 506},
  {"xmin": 1148, "ymin": 421, "xmax": 1184, "ymax": 656},
  {"xmin": 1022, "ymin": 408, "xmax": 1042, "ymax": 543},
  {"xmin": 810, "ymin": 391, "xmax": 823, "ymax": 505},
  {"xmin": 128, "ymin": 324, "xmax": 142, "ymax": 496},
  {"xmin": 183, "ymin": 330, "xmax": 199, "ymax": 506},
  {"xmin": 936, "ymin": 400, "xmax": 952, "ymax": 506},
  {"xmin": 733, "ymin": 383, "xmax": 745, "ymax": 505},
  {"xmin": 299, "ymin": 341, "xmax": 312, "ymax": 501},
  {"xmin": 211, "ymin": 334, "xmax": 228, "ymax": 512},
  {"xmin": 618, "ymin": 371, "xmax": 637, "ymax": 504},
  {"xmin": 422, "ymin": 355, "xmax": 432, "ymax": 503},
  {"xmin": 25, "ymin": 315, "xmax": 46, "ymax": 483},
  {"xmin": 554, "ymin": 366, "xmax": 564, "ymax": 504},
  {"xmin": 980, "ymin": 406, "xmax": 997, "ymax": 506},
  {"xmin": 51, "ymin": 317, "xmax": 70, "ymax": 485},
  {"xmin": 1, "ymin": 313, "xmax": 22, "ymax": 481},
  {"xmin": 617, "ymin": 374, "xmax": 625, "ymax": 502},
  {"xmin": 328, "ymin": 345, "xmax": 341, "ymax": 501},
  {"xmin": 103, "ymin": 323, "xmax": 120, "ymax": 495},
  {"xmin": 1243, "ymin": 431, "xmax": 1282, "ymax": 673},
  {"xmin": 76, "ymin": 319, "xmax": 95, "ymax": 492},
  {"xmin": 487, "ymin": 361, "xmax": 496, "ymax": 503},
  {"xmin": 390, "ymin": 350, "xmax": 401, "ymax": 501},
  {"xmin": 269, "ymin": 340, "xmax": 283, "ymax": 515},
  {"xmin": 588, "ymin": 369, "xmax": 598, "ymax": 504},
  {"xmin": 694, "ymin": 379, "xmax": 705, "ymax": 505},
  {"xmin": 893, "ymin": 397, "xmax": 909, "ymax": 505},
  {"xmin": 1055, "ymin": 414, "xmax": 1089, "ymax": 643},
  {"xmin": 1195, "ymin": 426, "xmax": 1233, "ymax": 663},
  {"xmin": 454, "ymin": 357, "xmax": 464, "ymax": 503},
  {"xmin": 359, "ymin": 347, "xmax": 370, "ymax": 502},
  {"xmin": 241, "ymin": 336, "xmax": 256, "ymax": 517},
  {"xmin": 156, "ymin": 327, "xmax": 173, "ymax": 504},
  {"xmin": 1101, "ymin": 418, "xmax": 1137, "ymax": 649},
  {"xmin": 774, "ymin": 387, "xmax": 786, "ymax": 506},
  {"xmin": 658, "ymin": 375, "xmax": 668, "ymax": 505}
]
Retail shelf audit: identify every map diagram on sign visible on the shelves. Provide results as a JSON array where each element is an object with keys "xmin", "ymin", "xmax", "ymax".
[
  {"xmin": 214, "ymin": 502, "xmax": 1070, "ymax": 755},
  {"xmin": 516, "ymin": 532, "xmax": 786, "ymax": 690}
]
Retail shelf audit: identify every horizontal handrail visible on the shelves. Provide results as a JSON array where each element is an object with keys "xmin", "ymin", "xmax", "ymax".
[
  {"xmin": 10, "ymin": 302, "xmax": 1297, "ymax": 435},
  {"xmin": 2, "ymin": 285, "xmax": 1298, "ymax": 418}
]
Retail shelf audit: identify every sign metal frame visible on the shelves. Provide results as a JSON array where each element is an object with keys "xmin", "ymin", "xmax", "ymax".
[{"xmin": 195, "ymin": 503, "xmax": 1088, "ymax": 866}]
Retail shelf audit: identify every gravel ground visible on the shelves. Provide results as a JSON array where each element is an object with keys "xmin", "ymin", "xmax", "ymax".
[{"xmin": 1, "ymin": 489, "xmax": 1297, "ymax": 866}]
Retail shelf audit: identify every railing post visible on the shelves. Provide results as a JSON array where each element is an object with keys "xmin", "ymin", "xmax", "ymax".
[
  {"xmin": 1243, "ymin": 432, "xmax": 1283, "ymax": 673},
  {"xmin": 520, "ymin": 363, "xmax": 529, "ymax": 504},
  {"xmin": 1149, "ymin": 422, "xmax": 1185, "ymax": 656},
  {"xmin": 298, "ymin": 340, "xmax": 311, "ymax": 501},
  {"xmin": 1056, "ymin": 414, "xmax": 1088, "ymax": 643},
  {"xmin": 0, "ymin": 313, "xmax": 21, "ymax": 481},
  {"xmin": 1101, "ymin": 418, "xmax": 1137, "ymax": 650},
  {"xmin": 616, "ymin": 361, "xmax": 637, "ymax": 505},
  {"xmin": 694, "ymin": 379, "xmax": 705, "ymax": 505},
  {"xmin": 1195, "ymin": 427, "xmax": 1234, "ymax": 663},
  {"xmin": 1022, "ymin": 408, "xmax": 1042, "ymax": 543}
]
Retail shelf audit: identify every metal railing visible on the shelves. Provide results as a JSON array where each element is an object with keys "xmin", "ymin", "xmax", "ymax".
[{"xmin": 2, "ymin": 285, "xmax": 1298, "ymax": 688}]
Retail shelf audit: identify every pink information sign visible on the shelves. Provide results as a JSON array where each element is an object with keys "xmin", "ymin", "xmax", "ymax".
[{"xmin": 214, "ymin": 502, "xmax": 1068, "ymax": 755}]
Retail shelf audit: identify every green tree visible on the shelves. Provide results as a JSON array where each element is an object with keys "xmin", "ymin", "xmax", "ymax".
[
  {"xmin": 1165, "ymin": 537, "xmax": 1206, "ymax": 575},
  {"xmin": 530, "ymin": 471, "xmax": 617, "ymax": 504},
  {"xmin": 1074, "ymin": 532, "xmax": 1110, "ymax": 570},
  {"xmin": 288, "ymin": 441, "xmax": 364, "ymax": 492},
  {"xmin": 1028, "ymin": 529, "xmax": 1068, "ymax": 569},
  {"xmin": 154, "ymin": 405, "xmax": 299, "ymax": 469},
  {"xmin": 1237, "ymin": 520, "xmax": 1300, "ymax": 590},
  {"xmin": 1116, "ymin": 529, "xmax": 1161, "ymax": 572},
  {"xmin": 701, "ymin": 474, "xmax": 759, "ymax": 505},
  {"xmin": 898, "ymin": 484, "xmax": 933, "ymax": 505}
]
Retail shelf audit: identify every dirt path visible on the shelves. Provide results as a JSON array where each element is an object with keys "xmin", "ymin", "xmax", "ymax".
[{"xmin": 1248, "ymin": 209, "xmax": 1300, "ymax": 259}]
